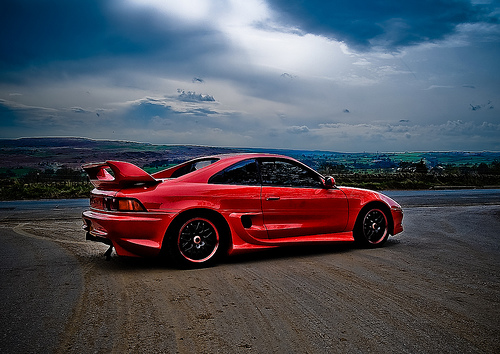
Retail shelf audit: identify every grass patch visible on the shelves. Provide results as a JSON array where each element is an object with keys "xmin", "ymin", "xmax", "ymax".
[{"xmin": 0, "ymin": 181, "xmax": 93, "ymax": 200}]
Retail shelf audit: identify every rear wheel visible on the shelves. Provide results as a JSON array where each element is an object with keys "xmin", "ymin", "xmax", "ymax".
[
  {"xmin": 354, "ymin": 208, "xmax": 389, "ymax": 247},
  {"xmin": 166, "ymin": 215, "xmax": 224, "ymax": 267}
]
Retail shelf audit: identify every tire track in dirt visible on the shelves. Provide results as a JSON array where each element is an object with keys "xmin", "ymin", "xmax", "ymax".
[{"xmin": 54, "ymin": 257, "xmax": 135, "ymax": 353}]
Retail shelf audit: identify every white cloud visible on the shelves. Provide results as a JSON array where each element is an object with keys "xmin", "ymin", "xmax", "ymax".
[
  {"xmin": 424, "ymin": 85, "xmax": 455, "ymax": 90},
  {"xmin": 177, "ymin": 90, "xmax": 216, "ymax": 102},
  {"xmin": 287, "ymin": 125, "xmax": 310, "ymax": 134}
]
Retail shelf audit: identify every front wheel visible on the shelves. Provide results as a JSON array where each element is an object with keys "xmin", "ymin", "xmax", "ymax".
[
  {"xmin": 354, "ymin": 208, "xmax": 389, "ymax": 247},
  {"xmin": 166, "ymin": 216, "xmax": 223, "ymax": 267}
]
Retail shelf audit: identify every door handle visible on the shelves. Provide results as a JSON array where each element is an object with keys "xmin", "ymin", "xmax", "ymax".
[{"xmin": 266, "ymin": 196, "xmax": 280, "ymax": 201}]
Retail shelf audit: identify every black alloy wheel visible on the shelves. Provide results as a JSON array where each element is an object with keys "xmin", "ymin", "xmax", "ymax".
[
  {"xmin": 355, "ymin": 208, "xmax": 389, "ymax": 247},
  {"xmin": 177, "ymin": 217, "xmax": 220, "ymax": 264}
]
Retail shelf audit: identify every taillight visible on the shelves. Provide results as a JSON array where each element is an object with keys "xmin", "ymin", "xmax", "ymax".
[
  {"xmin": 112, "ymin": 198, "xmax": 146, "ymax": 212},
  {"xmin": 90, "ymin": 195, "xmax": 147, "ymax": 212}
]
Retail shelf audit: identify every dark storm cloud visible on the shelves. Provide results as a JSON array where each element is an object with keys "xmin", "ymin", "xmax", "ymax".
[
  {"xmin": 0, "ymin": 0, "xmax": 226, "ymax": 80},
  {"xmin": 266, "ymin": 0, "xmax": 498, "ymax": 51},
  {"xmin": 1, "ymin": 1, "xmax": 100, "ymax": 64},
  {"xmin": 0, "ymin": 101, "xmax": 18, "ymax": 127}
]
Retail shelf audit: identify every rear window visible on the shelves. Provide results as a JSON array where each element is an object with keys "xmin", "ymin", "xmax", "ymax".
[
  {"xmin": 170, "ymin": 158, "xmax": 219, "ymax": 178},
  {"xmin": 208, "ymin": 159, "xmax": 260, "ymax": 185}
]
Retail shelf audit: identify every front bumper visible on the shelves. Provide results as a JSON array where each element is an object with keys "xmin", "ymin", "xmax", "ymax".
[{"xmin": 391, "ymin": 206, "xmax": 404, "ymax": 235}]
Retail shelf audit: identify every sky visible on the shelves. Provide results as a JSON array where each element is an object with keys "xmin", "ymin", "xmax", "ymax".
[{"xmin": 1, "ymin": 0, "xmax": 499, "ymax": 152}]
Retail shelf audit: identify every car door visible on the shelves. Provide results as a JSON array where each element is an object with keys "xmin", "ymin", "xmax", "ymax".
[
  {"xmin": 208, "ymin": 158, "xmax": 268, "ymax": 240},
  {"xmin": 259, "ymin": 158, "xmax": 348, "ymax": 239}
]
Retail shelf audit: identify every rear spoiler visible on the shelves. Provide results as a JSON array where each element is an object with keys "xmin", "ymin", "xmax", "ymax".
[{"xmin": 82, "ymin": 161, "xmax": 159, "ymax": 189}]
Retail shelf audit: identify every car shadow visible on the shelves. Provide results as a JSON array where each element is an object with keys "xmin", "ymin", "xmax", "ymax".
[
  {"xmin": 224, "ymin": 242, "xmax": 355, "ymax": 265},
  {"xmin": 83, "ymin": 252, "xmax": 163, "ymax": 271},
  {"xmin": 88, "ymin": 239, "xmax": 401, "ymax": 270}
]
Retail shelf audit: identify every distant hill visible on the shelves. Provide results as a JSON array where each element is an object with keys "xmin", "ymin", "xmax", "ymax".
[
  {"xmin": 0, "ymin": 137, "xmax": 240, "ymax": 171},
  {"xmin": 1, "ymin": 137, "xmax": 499, "ymax": 173}
]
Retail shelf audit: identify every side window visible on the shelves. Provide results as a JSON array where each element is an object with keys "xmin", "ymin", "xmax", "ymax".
[
  {"xmin": 260, "ymin": 160, "xmax": 322, "ymax": 188},
  {"xmin": 208, "ymin": 159, "xmax": 260, "ymax": 185}
]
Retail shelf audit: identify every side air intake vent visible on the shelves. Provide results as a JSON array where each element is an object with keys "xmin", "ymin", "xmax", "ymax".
[{"xmin": 241, "ymin": 215, "xmax": 252, "ymax": 228}]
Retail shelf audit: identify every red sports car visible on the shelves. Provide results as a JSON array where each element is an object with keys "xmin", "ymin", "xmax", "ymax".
[{"xmin": 82, "ymin": 154, "xmax": 403, "ymax": 267}]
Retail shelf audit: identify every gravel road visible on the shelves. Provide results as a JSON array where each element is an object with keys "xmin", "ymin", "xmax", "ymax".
[{"xmin": 1, "ymin": 191, "xmax": 499, "ymax": 353}]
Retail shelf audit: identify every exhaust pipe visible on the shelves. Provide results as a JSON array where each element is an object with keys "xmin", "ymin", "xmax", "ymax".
[{"xmin": 104, "ymin": 245, "xmax": 113, "ymax": 261}]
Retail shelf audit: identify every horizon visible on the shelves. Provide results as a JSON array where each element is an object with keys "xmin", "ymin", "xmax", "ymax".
[{"xmin": 2, "ymin": 136, "xmax": 500, "ymax": 155}]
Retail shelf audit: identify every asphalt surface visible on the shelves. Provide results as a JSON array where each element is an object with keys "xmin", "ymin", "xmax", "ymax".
[{"xmin": 0, "ymin": 190, "xmax": 499, "ymax": 353}]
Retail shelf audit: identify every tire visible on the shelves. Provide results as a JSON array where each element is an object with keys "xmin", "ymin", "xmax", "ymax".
[
  {"xmin": 166, "ymin": 215, "xmax": 224, "ymax": 267},
  {"xmin": 354, "ymin": 207, "xmax": 389, "ymax": 247}
]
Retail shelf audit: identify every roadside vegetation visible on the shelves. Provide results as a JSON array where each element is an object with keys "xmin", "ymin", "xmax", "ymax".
[
  {"xmin": 0, "ymin": 168, "xmax": 92, "ymax": 200},
  {"xmin": 1, "ymin": 159, "xmax": 499, "ymax": 200},
  {"xmin": 317, "ymin": 160, "xmax": 500, "ymax": 190}
]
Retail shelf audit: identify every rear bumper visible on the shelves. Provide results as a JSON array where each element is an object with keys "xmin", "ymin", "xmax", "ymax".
[{"xmin": 82, "ymin": 209, "xmax": 174, "ymax": 257}]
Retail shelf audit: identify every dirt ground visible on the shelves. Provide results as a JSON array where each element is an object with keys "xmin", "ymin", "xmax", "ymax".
[{"xmin": 1, "ymin": 197, "xmax": 499, "ymax": 353}]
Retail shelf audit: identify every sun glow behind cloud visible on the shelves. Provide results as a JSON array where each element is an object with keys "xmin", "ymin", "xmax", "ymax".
[{"xmin": 125, "ymin": 0, "xmax": 212, "ymax": 22}]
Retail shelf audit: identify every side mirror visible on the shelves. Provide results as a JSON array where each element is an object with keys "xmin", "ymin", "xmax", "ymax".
[{"xmin": 324, "ymin": 176, "xmax": 336, "ymax": 189}]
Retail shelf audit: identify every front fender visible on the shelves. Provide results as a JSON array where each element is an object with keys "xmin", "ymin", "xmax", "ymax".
[{"xmin": 339, "ymin": 187, "xmax": 403, "ymax": 234}]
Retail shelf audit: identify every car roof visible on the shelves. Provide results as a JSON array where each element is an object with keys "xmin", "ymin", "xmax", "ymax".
[{"xmin": 195, "ymin": 152, "xmax": 288, "ymax": 159}]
